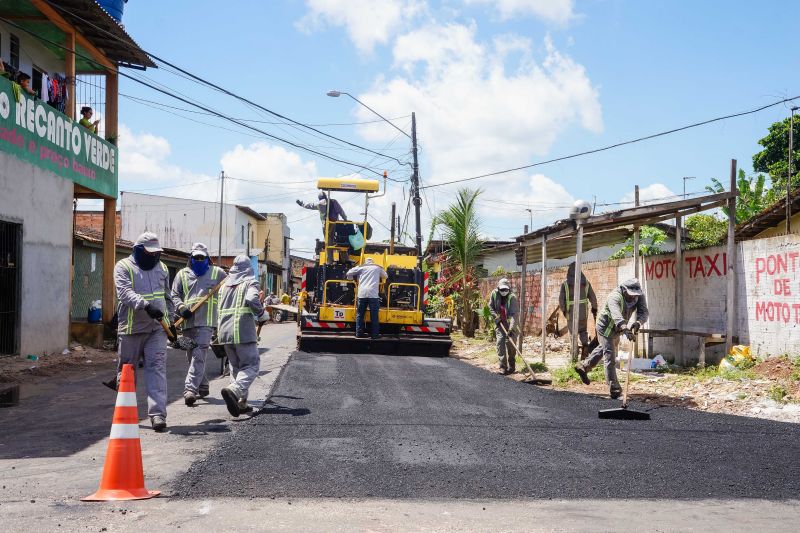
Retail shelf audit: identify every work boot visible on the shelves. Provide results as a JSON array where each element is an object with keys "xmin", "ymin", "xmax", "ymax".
[
  {"xmin": 198, "ymin": 387, "xmax": 210, "ymax": 399},
  {"xmin": 580, "ymin": 345, "xmax": 589, "ymax": 360},
  {"xmin": 221, "ymin": 386, "xmax": 241, "ymax": 417},
  {"xmin": 575, "ymin": 365, "xmax": 591, "ymax": 385},
  {"xmin": 184, "ymin": 390, "xmax": 197, "ymax": 407},
  {"xmin": 238, "ymin": 399, "xmax": 253, "ymax": 414},
  {"xmin": 610, "ymin": 386, "xmax": 622, "ymax": 400},
  {"xmin": 151, "ymin": 416, "xmax": 167, "ymax": 432}
]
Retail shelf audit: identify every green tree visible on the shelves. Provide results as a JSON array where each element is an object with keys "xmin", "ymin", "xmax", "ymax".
[
  {"xmin": 752, "ymin": 115, "xmax": 800, "ymax": 196},
  {"xmin": 610, "ymin": 225, "xmax": 667, "ymax": 260},
  {"xmin": 431, "ymin": 188, "xmax": 484, "ymax": 337},
  {"xmin": 685, "ymin": 213, "xmax": 727, "ymax": 249},
  {"xmin": 705, "ymin": 169, "xmax": 767, "ymax": 223}
]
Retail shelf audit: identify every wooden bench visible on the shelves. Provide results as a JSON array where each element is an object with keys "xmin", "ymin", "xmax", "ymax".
[{"xmin": 641, "ymin": 328, "xmax": 726, "ymax": 367}]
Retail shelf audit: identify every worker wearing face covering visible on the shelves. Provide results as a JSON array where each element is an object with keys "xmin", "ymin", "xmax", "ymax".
[
  {"xmin": 171, "ymin": 243, "xmax": 226, "ymax": 406},
  {"xmin": 558, "ymin": 262, "xmax": 598, "ymax": 359},
  {"xmin": 217, "ymin": 255, "xmax": 268, "ymax": 417},
  {"xmin": 489, "ymin": 278, "xmax": 519, "ymax": 374},
  {"xmin": 575, "ymin": 278, "xmax": 649, "ymax": 399},
  {"xmin": 114, "ymin": 232, "xmax": 174, "ymax": 431}
]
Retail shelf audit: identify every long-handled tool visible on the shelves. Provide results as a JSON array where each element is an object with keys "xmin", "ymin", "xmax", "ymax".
[
  {"xmin": 598, "ymin": 332, "xmax": 650, "ymax": 420},
  {"xmin": 173, "ymin": 278, "xmax": 226, "ymax": 329},
  {"xmin": 497, "ymin": 322, "xmax": 552, "ymax": 386}
]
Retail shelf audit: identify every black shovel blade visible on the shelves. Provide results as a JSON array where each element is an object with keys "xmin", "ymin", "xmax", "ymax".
[{"xmin": 598, "ymin": 407, "xmax": 651, "ymax": 420}]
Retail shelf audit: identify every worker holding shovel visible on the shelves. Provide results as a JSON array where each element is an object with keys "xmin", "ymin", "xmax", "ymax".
[
  {"xmin": 114, "ymin": 232, "xmax": 174, "ymax": 432},
  {"xmin": 489, "ymin": 278, "xmax": 519, "ymax": 374},
  {"xmin": 575, "ymin": 278, "xmax": 649, "ymax": 399},
  {"xmin": 171, "ymin": 243, "xmax": 226, "ymax": 407},
  {"xmin": 217, "ymin": 255, "xmax": 269, "ymax": 417}
]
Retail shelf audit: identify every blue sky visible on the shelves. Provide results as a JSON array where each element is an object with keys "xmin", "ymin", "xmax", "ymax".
[{"xmin": 108, "ymin": 0, "xmax": 797, "ymax": 252}]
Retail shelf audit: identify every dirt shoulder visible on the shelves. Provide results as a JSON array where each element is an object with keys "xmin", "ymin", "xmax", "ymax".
[
  {"xmin": 0, "ymin": 343, "xmax": 116, "ymax": 387},
  {"xmin": 451, "ymin": 333, "xmax": 800, "ymax": 424}
]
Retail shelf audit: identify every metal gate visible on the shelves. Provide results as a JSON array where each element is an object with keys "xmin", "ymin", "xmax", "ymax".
[{"xmin": 0, "ymin": 221, "xmax": 21, "ymax": 356}]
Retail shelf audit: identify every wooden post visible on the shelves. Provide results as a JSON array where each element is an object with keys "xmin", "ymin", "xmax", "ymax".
[
  {"xmin": 65, "ymin": 32, "xmax": 75, "ymax": 120},
  {"xmin": 540, "ymin": 235, "xmax": 547, "ymax": 364},
  {"xmin": 726, "ymin": 159, "xmax": 738, "ymax": 353},
  {"xmin": 571, "ymin": 224, "xmax": 584, "ymax": 363},
  {"xmin": 519, "ymin": 225, "xmax": 528, "ymax": 334},
  {"xmin": 102, "ymin": 198, "xmax": 116, "ymax": 324},
  {"xmin": 105, "ymin": 69, "xmax": 118, "ymax": 144},
  {"xmin": 675, "ymin": 212, "xmax": 684, "ymax": 365},
  {"xmin": 633, "ymin": 186, "xmax": 640, "ymax": 357}
]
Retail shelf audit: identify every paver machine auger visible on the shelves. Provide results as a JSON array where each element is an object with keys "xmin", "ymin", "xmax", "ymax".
[{"xmin": 297, "ymin": 177, "xmax": 452, "ymax": 356}]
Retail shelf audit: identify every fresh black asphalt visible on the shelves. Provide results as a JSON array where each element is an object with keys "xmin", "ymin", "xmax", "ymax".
[{"xmin": 180, "ymin": 351, "xmax": 800, "ymax": 499}]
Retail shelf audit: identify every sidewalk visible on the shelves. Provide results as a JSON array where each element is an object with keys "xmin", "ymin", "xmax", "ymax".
[{"xmin": 0, "ymin": 323, "xmax": 295, "ymax": 502}]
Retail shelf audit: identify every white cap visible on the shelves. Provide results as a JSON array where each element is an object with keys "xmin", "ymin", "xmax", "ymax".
[
  {"xmin": 191, "ymin": 242, "xmax": 209, "ymax": 257},
  {"xmin": 135, "ymin": 232, "xmax": 162, "ymax": 253},
  {"xmin": 498, "ymin": 278, "xmax": 510, "ymax": 290}
]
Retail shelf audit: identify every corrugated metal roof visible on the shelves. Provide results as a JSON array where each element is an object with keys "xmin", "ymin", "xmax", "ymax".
[{"xmin": 736, "ymin": 185, "xmax": 800, "ymax": 240}]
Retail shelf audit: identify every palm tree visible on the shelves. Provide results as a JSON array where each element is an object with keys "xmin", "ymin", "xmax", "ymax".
[{"xmin": 431, "ymin": 188, "xmax": 484, "ymax": 337}]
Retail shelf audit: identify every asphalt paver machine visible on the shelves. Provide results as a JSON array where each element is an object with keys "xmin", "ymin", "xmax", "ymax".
[{"xmin": 297, "ymin": 177, "xmax": 452, "ymax": 356}]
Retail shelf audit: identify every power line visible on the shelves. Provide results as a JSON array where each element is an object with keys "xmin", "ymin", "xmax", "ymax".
[
  {"xmin": 42, "ymin": 1, "xmax": 413, "ymax": 172},
  {"xmin": 0, "ymin": 16, "xmax": 398, "ymax": 181},
  {"xmin": 421, "ymin": 94, "xmax": 800, "ymax": 190}
]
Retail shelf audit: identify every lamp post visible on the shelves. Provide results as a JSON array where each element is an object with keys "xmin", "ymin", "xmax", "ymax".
[
  {"xmin": 788, "ymin": 106, "xmax": 798, "ymax": 234},
  {"xmin": 327, "ymin": 90, "xmax": 423, "ymax": 264},
  {"xmin": 525, "ymin": 208, "xmax": 533, "ymax": 230}
]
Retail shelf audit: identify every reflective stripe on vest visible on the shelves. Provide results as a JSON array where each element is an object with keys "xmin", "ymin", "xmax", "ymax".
[
  {"xmin": 124, "ymin": 259, "xmax": 167, "ymax": 335},
  {"xmin": 563, "ymin": 281, "xmax": 589, "ymax": 310},
  {"xmin": 219, "ymin": 283, "xmax": 253, "ymax": 344}
]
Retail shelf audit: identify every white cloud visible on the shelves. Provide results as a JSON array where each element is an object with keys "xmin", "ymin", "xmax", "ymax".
[
  {"xmin": 619, "ymin": 183, "xmax": 678, "ymax": 206},
  {"xmin": 297, "ymin": 0, "xmax": 426, "ymax": 54},
  {"xmin": 356, "ymin": 24, "xmax": 602, "ymax": 189},
  {"xmin": 465, "ymin": 0, "xmax": 575, "ymax": 24}
]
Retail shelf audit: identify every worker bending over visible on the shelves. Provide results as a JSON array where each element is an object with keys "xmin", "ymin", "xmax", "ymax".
[
  {"xmin": 171, "ymin": 242, "xmax": 226, "ymax": 406},
  {"xmin": 489, "ymin": 278, "xmax": 519, "ymax": 374},
  {"xmin": 114, "ymin": 232, "xmax": 174, "ymax": 431},
  {"xmin": 218, "ymin": 255, "xmax": 268, "ymax": 417},
  {"xmin": 575, "ymin": 278, "xmax": 649, "ymax": 399}
]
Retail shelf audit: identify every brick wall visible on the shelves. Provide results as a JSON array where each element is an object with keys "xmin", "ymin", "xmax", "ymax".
[
  {"xmin": 74, "ymin": 211, "xmax": 121, "ymax": 238},
  {"xmin": 477, "ymin": 234, "xmax": 800, "ymax": 361}
]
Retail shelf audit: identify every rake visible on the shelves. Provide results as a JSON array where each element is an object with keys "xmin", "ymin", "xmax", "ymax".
[{"xmin": 598, "ymin": 332, "xmax": 650, "ymax": 420}]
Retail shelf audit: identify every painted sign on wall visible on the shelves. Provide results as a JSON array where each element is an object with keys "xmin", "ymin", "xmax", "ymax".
[{"xmin": 0, "ymin": 75, "xmax": 117, "ymax": 197}]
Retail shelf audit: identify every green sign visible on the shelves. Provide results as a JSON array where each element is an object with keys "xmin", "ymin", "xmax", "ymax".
[{"xmin": 0, "ymin": 75, "xmax": 117, "ymax": 197}]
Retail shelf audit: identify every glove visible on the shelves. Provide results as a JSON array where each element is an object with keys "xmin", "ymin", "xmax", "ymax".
[
  {"xmin": 144, "ymin": 302, "xmax": 164, "ymax": 321},
  {"xmin": 631, "ymin": 321, "xmax": 641, "ymax": 334},
  {"xmin": 592, "ymin": 309, "xmax": 598, "ymax": 320},
  {"xmin": 256, "ymin": 312, "xmax": 269, "ymax": 325},
  {"xmin": 168, "ymin": 323, "xmax": 178, "ymax": 340},
  {"xmin": 623, "ymin": 328, "xmax": 634, "ymax": 341},
  {"xmin": 180, "ymin": 307, "xmax": 193, "ymax": 320},
  {"xmin": 508, "ymin": 318, "xmax": 517, "ymax": 333},
  {"xmin": 295, "ymin": 199, "xmax": 303, "ymax": 206}
]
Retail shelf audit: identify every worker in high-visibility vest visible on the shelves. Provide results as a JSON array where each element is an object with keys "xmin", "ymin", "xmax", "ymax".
[{"xmin": 558, "ymin": 262, "xmax": 598, "ymax": 360}]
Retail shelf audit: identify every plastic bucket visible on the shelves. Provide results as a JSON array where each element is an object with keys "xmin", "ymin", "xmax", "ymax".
[{"xmin": 88, "ymin": 307, "xmax": 102, "ymax": 323}]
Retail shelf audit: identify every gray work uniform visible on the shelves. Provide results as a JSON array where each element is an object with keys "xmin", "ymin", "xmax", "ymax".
[
  {"xmin": 558, "ymin": 273, "xmax": 598, "ymax": 346},
  {"xmin": 218, "ymin": 277, "xmax": 265, "ymax": 401},
  {"xmin": 114, "ymin": 256, "xmax": 174, "ymax": 418},
  {"xmin": 489, "ymin": 289, "xmax": 519, "ymax": 370},
  {"xmin": 579, "ymin": 284, "xmax": 649, "ymax": 394},
  {"xmin": 171, "ymin": 265, "xmax": 226, "ymax": 395}
]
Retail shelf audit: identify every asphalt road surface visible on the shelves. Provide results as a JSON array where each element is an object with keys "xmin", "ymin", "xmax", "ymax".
[{"xmin": 182, "ymin": 350, "xmax": 800, "ymax": 500}]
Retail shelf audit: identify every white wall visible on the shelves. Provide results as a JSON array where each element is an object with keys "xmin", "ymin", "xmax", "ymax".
[
  {"xmin": 0, "ymin": 21, "xmax": 65, "ymax": 84},
  {"xmin": 121, "ymin": 192, "xmax": 253, "ymax": 257},
  {"xmin": 0, "ymin": 151, "xmax": 73, "ymax": 355}
]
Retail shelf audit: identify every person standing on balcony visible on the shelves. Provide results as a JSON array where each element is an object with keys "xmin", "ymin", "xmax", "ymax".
[{"xmin": 79, "ymin": 106, "xmax": 100, "ymax": 133}]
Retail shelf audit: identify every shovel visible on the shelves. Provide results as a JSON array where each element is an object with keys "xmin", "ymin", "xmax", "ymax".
[
  {"xmin": 497, "ymin": 322, "xmax": 552, "ymax": 386},
  {"xmin": 598, "ymin": 331, "xmax": 650, "ymax": 420}
]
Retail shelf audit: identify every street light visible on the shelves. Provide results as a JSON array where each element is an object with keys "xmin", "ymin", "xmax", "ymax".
[
  {"xmin": 525, "ymin": 208, "xmax": 533, "ymax": 230},
  {"xmin": 327, "ymin": 89, "xmax": 423, "ymax": 263}
]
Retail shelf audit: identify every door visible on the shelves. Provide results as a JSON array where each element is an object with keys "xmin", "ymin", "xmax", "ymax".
[{"xmin": 0, "ymin": 220, "xmax": 21, "ymax": 356}]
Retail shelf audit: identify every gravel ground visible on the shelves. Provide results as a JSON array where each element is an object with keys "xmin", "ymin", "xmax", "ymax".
[{"xmin": 180, "ymin": 350, "xmax": 800, "ymax": 500}]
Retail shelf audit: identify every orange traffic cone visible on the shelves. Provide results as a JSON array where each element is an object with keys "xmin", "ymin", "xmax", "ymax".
[{"xmin": 82, "ymin": 363, "xmax": 160, "ymax": 501}]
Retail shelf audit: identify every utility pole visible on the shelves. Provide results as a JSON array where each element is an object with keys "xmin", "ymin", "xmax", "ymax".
[
  {"xmin": 390, "ymin": 202, "xmax": 396, "ymax": 254},
  {"xmin": 788, "ymin": 107, "xmax": 798, "ymax": 234},
  {"xmin": 411, "ymin": 112, "xmax": 422, "ymax": 266},
  {"xmin": 218, "ymin": 171, "xmax": 225, "ymax": 264},
  {"xmin": 682, "ymin": 176, "xmax": 695, "ymax": 249},
  {"xmin": 246, "ymin": 221, "xmax": 251, "ymax": 257}
]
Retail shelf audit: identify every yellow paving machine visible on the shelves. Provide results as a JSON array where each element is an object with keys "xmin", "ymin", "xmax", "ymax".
[{"xmin": 297, "ymin": 177, "xmax": 452, "ymax": 356}]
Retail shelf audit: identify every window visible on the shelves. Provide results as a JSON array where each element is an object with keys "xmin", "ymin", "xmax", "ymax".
[
  {"xmin": 32, "ymin": 66, "xmax": 43, "ymax": 99},
  {"xmin": 10, "ymin": 34, "xmax": 19, "ymax": 70}
]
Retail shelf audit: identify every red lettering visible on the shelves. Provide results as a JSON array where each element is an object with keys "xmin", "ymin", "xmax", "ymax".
[
  {"xmin": 686, "ymin": 256, "xmax": 698, "ymax": 278},
  {"xmin": 756, "ymin": 301, "xmax": 769, "ymax": 321},
  {"xmin": 705, "ymin": 254, "xmax": 722, "ymax": 276},
  {"xmin": 789, "ymin": 252, "xmax": 799, "ymax": 272},
  {"xmin": 756, "ymin": 257, "xmax": 766, "ymax": 283},
  {"xmin": 794, "ymin": 304, "xmax": 800, "ymax": 322},
  {"xmin": 645, "ymin": 261, "xmax": 655, "ymax": 280},
  {"xmin": 774, "ymin": 279, "xmax": 785, "ymax": 295},
  {"xmin": 654, "ymin": 261, "xmax": 664, "ymax": 279}
]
